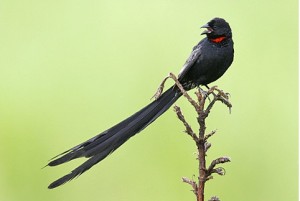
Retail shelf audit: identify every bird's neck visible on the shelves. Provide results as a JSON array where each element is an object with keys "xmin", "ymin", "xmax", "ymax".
[
  {"xmin": 209, "ymin": 36, "xmax": 227, "ymax": 43},
  {"xmin": 207, "ymin": 36, "xmax": 232, "ymax": 47}
]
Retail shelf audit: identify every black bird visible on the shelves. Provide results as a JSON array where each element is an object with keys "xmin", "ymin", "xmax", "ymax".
[{"xmin": 48, "ymin": 17, "xmax": 234, "ymax": 189}]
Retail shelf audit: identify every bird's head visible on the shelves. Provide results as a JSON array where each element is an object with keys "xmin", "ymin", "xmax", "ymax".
[{"xmin": 201, "ymin": 18, "xmax": 232, "ymax": 41}]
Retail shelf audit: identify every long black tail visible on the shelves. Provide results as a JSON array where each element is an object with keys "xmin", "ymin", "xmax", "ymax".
[{"xmin": 48, "ymin": 86, "xmax": 181, "ymax": 189}]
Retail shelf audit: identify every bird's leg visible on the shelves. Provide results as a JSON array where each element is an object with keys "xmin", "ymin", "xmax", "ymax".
[
  {"xmin": 197, "ymin": 86, "xmax": 211, "ymax": 102},
  {"xmin": 151, "ymin": 75, "xmax": 170, "ymax": 100}
]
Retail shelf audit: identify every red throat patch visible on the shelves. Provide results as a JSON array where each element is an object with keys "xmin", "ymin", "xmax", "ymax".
[{"xmin": 210, "ymin": 36, "xmax": 226, "ymax": 43}]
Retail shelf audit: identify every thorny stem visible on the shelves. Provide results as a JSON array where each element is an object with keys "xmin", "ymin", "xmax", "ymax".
[{"xmin": 162, "ymin": 73, "xmax": 232, "ymax": 201}]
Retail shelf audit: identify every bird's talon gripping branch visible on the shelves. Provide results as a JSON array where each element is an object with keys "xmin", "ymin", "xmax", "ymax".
[{"xmin": 197, "ymin": 87, "xmax": 210, "ymax": 101}]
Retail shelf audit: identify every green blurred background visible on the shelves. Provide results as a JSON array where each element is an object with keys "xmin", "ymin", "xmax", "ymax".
[{"xmin": 0, "ymin": 0, "xmax": 298, "ymax": 201}]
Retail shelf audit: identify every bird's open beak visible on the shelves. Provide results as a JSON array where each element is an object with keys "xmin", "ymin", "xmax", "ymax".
[{"xmin": 201, "ymin": 23, "xmax": 213, "ymax": 35}]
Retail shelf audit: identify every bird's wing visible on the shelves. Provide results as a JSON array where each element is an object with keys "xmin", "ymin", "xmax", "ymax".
[{"xmin": 178, "ymin": 43, "xmax": 202, "ymax": 81}]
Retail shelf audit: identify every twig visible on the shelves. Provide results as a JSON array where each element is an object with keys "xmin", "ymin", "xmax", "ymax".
[
  {"xmin": 153, "ymin": 73, "xmax": 201, "ymax": 113},
  {"xmin": 182, "ymin": 177, "xmax": 198, "ymax": 197},
  {"xmin": 159, "ymin": 72, "xmax": 232, "ymax": 201},
  {"xmin": 174, "ymin": 105, "xmax": 198, "ymax": 142},
  {"xmin": 207, "ymin": 157, "xmax": 231, "ymax": 177}
]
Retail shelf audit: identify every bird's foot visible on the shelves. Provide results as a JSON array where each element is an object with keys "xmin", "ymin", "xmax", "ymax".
[{"xmin": 197, "ymin": 86, "xmax": 211, "ymax": 102}]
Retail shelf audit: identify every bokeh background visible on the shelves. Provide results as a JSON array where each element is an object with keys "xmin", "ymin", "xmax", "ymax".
[{"xmin": 0, "ymin": 0, "xmax": 298, "ymax": 201}]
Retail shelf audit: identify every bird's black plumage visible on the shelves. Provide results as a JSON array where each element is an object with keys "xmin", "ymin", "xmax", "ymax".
[{"xmin": 47, "ymin": 17, "xmax": 234, "ymax": 189}]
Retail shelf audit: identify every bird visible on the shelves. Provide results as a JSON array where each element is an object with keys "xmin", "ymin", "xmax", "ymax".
[{"xmin": 47, "ymin": 17, "xmax": 234, "ymax": 189}]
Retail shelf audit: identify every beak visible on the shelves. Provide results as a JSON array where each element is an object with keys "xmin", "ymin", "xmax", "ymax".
[{"xmin": 201, "ymin": 23, "xmax": 213, "ymax": 35}]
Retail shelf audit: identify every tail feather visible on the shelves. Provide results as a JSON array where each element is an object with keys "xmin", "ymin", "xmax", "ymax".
[
  {"xmin": 48, "ymin": 148, "xmax": 112, "ymax": 189},
  {"xmin": 48, "ymin": 86, "xmax": 181, "ymax": 188}
]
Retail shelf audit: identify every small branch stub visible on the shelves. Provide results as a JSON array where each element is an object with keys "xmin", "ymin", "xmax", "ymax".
[
  {"xmin": 174, "ymin": 105, "xmax": 199, "ymax": 142},
  {"xmin": 182, "ymin": 177, "xmax": 198, "ymax": 196},
  {"xmin": 209, "ymin": 196, "xmax": 220, "ymax": 201},
  {"xmin": 207, "ymin": 156, "xmax": 231, "ymax": 177}
]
